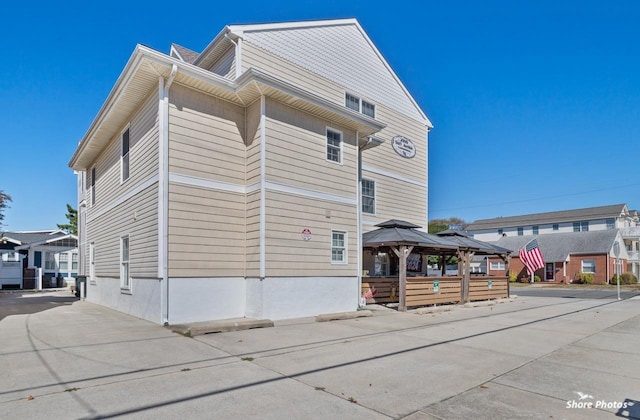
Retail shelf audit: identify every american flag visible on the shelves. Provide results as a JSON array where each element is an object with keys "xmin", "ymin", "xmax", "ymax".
[{"xmin": 519, "ymin": 238, "xmax": 545, "ymax": 275}]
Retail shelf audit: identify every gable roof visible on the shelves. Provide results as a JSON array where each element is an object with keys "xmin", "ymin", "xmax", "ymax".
[
  {"xmin": 197, "ymin": 19, "xmax": 431, "ymax": 126},
  {"xmin": 0, "ymin": 230, "xmax": 64, "ymax": 246},
  {"xmin": 491, "ymin": 230, "xmax": 623, "ymax": 262},
  {"xmin": 15, "ymin": 233, "xmax": 78, "ymax": 250},
  {"xmin": 468, "ymin": 204, "xmax": 628, "ymax": 231},
  {"xmin": 170, "ymin": 44, "xmax": 199, "ymax": 64}
]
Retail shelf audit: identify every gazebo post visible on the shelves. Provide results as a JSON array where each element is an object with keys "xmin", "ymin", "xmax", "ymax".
[
  {"xmin": 504, "ymin": 254, "xmax": 511, "ymax": 297},
  {"xmin": 391, "ymin": 245, "xmax": 413, "ymax": 312}
]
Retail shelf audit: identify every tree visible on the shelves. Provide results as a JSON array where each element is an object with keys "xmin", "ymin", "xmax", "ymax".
[
  {"xmin": 0, "ymin": 190, "xmax": 11, "ymax": 229},
  {"xmin": 58, "ymin": 204, "xmax": 78, "ymax": 235},
  {"xmin": 427, "ymin": 217, "xmax": 468, "ymax": 266},
  {"xmin": 428, "ymin": 217, "xmax": 468, "ymax": 234}
]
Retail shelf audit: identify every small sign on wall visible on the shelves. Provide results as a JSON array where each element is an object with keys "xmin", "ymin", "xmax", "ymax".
[
  {"xmin": 488, "ymin": 279, "xmax": 493, "ymax": 290},
  {"xmin": 433, "ymin": 279, "xmax": 440, "ymax": 293},
  {"xmin": 301, "ymin": 228, "xmax": 312, "ymax": 241}
]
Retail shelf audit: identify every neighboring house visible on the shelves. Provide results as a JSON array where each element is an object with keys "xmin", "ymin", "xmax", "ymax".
[
  {"xmin": 467, "ymin": 204, "xmax": 640, "ymax": 277},
  {"xmin": 68, "ymin": 19, "xmax": 432, "ymax": 325},
  {"xmin": 0, "ymin": 230, "xmax": 78, "ymax": 289},
  {"xmin": 484, "ymin": 230, "xmax": 627, "ymax": 284}
]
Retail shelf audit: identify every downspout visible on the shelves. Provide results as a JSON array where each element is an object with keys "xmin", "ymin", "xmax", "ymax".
[
  {"xmin": 160, "ymin": 64, "xmax": 178, "ymax": 325},
  {"xmin": 357, "ymin": 135, "xmax": 373, "ymax": 307},
  {"xmin": 224, "ymin": 33, "xmax": 243, "ymax": 79}
]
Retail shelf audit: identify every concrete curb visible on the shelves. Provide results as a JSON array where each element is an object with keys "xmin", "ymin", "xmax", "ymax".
[
  {"xmin": 170, "ymin": 318, "xmax": 274, "ymax": 336},
  {"xmin": 413, "ymin": 306, "xmax": 453, "ymax": 315},
  {"xmin": 315, "ymin": 310, "xmax": 373, "ymax": 322}
]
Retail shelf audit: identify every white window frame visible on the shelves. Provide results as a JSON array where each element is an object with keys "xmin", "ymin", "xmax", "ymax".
[
  {"xmin": 361, "ymin": 178, "xmax": 376, "ymax": 215},
  {"xmin": 331, "ymin": 230, "xmax": 347, "ymax": 264},
  {"xmin": 90, "ymin": 166, "xmax": 96, "ymax": 207},
  {"xmin": 71, "ymin": 252, "xmax": 78, "ymax": 271},
  {"xmin": 326, "ymin": 127, "xmax": 343, "ymax": 164},
  {"xmin": 345, "ymin": 93, "xmax": 375, "ymax": 118},
  {"xmin": 120, "ymin": 236, "xmax": 131, "ymax": 291},
  {"xmin": 490, "ymin": 261, "xmax": 505, "ymax": 271},
  {"xmin": 517, "ymin": 227, "xmax": 523, "ymax": 236},
  {"xmin": 44, "ymin": 252, "xmax": 56, "ymax": 270},
  {"xmin": 121, "ymin": 125, "xmax": 131, "ymax": 183},
  {"xmin": 59, "ymin": 253, "xmax": 69, "ymax": 271},
  {"xmin": 89, "ymin": 242, "xmax": 95, "ymax": 281},
  {"xmin": 532, "ymin": 226, "xmax": 539, "ymax": 235},
  {"xmin": 581, "ymin": 259, "xmax": 596, "ymax": 274}
]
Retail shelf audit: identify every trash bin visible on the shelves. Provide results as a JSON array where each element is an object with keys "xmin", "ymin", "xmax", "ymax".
[
  {"xmin": 56, "ymin": 275, "xmax": 64, "ymax": 288},
  {"xmin": 75, "ymin": 275, "xmax": 87, "ymax": 298}
]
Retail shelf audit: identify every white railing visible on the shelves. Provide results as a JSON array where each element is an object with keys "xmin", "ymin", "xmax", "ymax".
[
  {"xmin": 626, "ymin": 250, "xmax": 640, "ymax": 261},
  {"xmin": 620, "ymin": 227, "xmax": 640, "ymax": 237}
]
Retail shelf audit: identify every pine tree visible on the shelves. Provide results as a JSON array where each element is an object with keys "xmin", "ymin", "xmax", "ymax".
[{"xmin": 57, "ymin": 204, "xmax": 78, "ymax": 235}]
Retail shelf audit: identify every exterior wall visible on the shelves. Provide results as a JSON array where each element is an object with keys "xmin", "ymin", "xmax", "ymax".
[
  {"xmin": 168, "ymin": 277, "xmax": 246, "ymax": 323},
  {"xmin": 209, "ymin": 46, "xmax": 236, "ymax": 79},
  {"xmin": 494, "ymin": 254, "xmax": 617, "ymax": 284},
  {"xmin": 83, "ymin": 87, "xmax": 160, "ymax": 318},
  {"xmin": 474, "ymin": 218, "xmax": 618, "ymax": 242},
  {"xmin": 242, "ymin": 41, "xmax": 344, "ymax": 105},
  {"xmin": 167, "ymin": 84, "xmax": 247, "ymax": 278},
  {"xmin": 86, "ymin": 276, "xmax": 162, "ymax": 323}
]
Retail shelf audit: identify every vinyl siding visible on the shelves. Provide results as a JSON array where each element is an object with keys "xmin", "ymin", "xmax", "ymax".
[
  {"xmin": 85, "ymin": 89, "xmax": 159, "ymax": 278},
  {"xmin": 89, "ymin": 183, "xmax": 158, "ymax": 278},
  {"xmin": 361, "ymin": 104, "xmax": 428, "ymax": 182},
  {"xmin": 361, "ymin": 171, "xmax": 427, "ymax": 229},
  {"xmin": 264, "ymin": 190, "xmax": 357, "ymax": 277},
  {"xmin": 168, "ymin": 183, "xmax": 246, "ymax": 277},
  {"xmin": 245, "ymin": 100, "xmax": 262, "ymax": 186},
  {"xmin": 245, "ymin": 191, "xmax": 261, "ymax": 276},
  {"xmin": 209, "ymin": 46, "xmax": 236, "ymax": 79},
  {"xmin": 265, "ymin": 98, "xmax": 357, "ymax": 197},
  {"xmin": 242, "ymin": 41, "xmax": 344, "ymax": 105},
  {"xmin": 168, "ymin": 84, "xmax": 246, "ymax": 184}
]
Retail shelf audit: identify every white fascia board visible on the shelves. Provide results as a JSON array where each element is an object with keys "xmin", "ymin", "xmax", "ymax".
[
  {"xmin": 14, "ymin": 234, "xmax": 78, "ymax": 250},
  {"xmin": 1, "ymin": 237, "xmax": 22, "ymax": 246},
  {"xmin": 228, "ymin": 18, "xmax": 358, "ymax": 35},
  {"xmin": 236, "ymin": 69, "xmax": 387, "ymax": 133}
]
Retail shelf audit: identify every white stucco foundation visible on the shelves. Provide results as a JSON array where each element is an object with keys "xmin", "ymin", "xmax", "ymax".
[
  {"xmin": 246, "ymin": 276, "xmax": 359, "ymax": 320},
  {"xmin": 168, "ymin": 277, "xmax": 246, "ymax": 324},
  {"xmin": 86, "ymin": 277, "xmax": 162, "ymax": 323}
]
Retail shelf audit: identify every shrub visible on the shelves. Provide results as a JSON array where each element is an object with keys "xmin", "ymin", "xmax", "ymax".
[
  {"xmin": 509, "ymin": 271, "xmax": 518, "ymax": 282},
  {"xmin": 576, "ymin": 273, "xmax": 594, "ymax": 284},
  {"xmin": 534, "ymin": 275, "xmax": 541, "ymax": 282},
  {"xmin": 611, "ymin": 272, "xmax": 638, "ymax": 285}
]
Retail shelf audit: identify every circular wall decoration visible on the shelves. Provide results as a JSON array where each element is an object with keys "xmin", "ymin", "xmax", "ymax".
[{"xmin": 391, "ymin": 135, "xmax": 416, "ymax": 158}]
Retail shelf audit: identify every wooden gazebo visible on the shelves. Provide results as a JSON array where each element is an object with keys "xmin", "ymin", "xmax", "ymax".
[{"xmin": 362, "ymin": 220, "xmax": 512, "ymax": 311}]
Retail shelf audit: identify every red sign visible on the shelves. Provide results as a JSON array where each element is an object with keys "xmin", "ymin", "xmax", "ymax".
[{"xmin": 301, "ymin": 228, "xmax": 312, "ymax": 241}]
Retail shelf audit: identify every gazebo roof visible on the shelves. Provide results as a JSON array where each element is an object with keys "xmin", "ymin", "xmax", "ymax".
[
  {"xmin": 436, "ymin": 230, "xmax": 512, "ymax": 255},
  {"xmin": 363, "ymin": 221, "xmax": 459, "ymax": 251}
]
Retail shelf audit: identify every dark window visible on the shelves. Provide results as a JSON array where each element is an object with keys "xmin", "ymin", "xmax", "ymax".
[
  {"xmin": 532, "ymin": 226, "xmax": 539, "ymax": 235},
  {"xmin": 91, "ymin": 167, "xmax": 96, "ymax": 206},
  {"xmin": 121, "ymin": 128, "xmax": 130, "ymax": 181},
  {"xmin": 517, "ymin": 227, "xmax": 523, "ymax": 236},
  {"xmin": 553, "ymin": 224, "xmax": 559, "ymax": 231}
]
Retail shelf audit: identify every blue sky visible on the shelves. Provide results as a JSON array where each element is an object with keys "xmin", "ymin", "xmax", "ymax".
[{"xmin": 2, "ymin": 0, "xmax": 640, "ymax": 230}]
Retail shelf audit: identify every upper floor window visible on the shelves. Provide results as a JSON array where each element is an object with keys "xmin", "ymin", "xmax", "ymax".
[
  {"xmin": 497, "ymin": 229, "xmax": 503, "ymax": 235},
  {"xmin": 532, "ymin": 226, "xmax": 539, "ymax": 235},
  {"xmin": 121, "ymin": 127, "xmax": 130, "ymax": 182},
  {"xmin": 490, "ymin": 261, "xmax": 505, "ymax": 270},
  {"xmin": 326, "ymin": 128, "xmax": 342, "ymax": 164},
  {"xmin": 362, "ymin": 179, "xmax": 375, "ymax": 214},
  {"xmin": 606, "ymin": 218, "xmax": 615, "ymax": 229},
  {"xmin": 574, "ymin": 221, "xmax": 589, "ymax": 232},
  {"xmin": 345, "ymin": 93, "xmax": 375, "ymax": 118},
  {"xmin": 90, "ymin": 167, "xmax": 96, "ymax": 206},
  {"xmin": 517, "ymin": 227, "xmax": 523, "ymax": 236},
  {"xmin": 553, "ymin": 224, "xmax": 559, "ymax": 231}
]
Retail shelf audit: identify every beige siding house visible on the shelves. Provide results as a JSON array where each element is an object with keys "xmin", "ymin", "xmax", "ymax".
[{"xmin": 69, "ymin": 19, "xmax": 432, "ymax": 324}]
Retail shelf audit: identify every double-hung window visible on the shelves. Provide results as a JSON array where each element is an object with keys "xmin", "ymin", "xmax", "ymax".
[
  {"xmin": 59, "ymin": 253, "xmax": 69, "ymax": 270},
  {"xmin": 72, "ymin": 253, "xmax": 78, "ymax": 271},
  {"xmin": 326, "ymin": 128, "xmax": 342, "ymax": 164},
  {"xmin": 331, "ymin": 231, "xmax": 347, "ymax": 264},
  {"xmin": 517, "ymin": 227, "xmax": 523, "ymax": 236},
  {"xmin": 121, "ymin": 127, "xmax": 130, "ymax": 182},
  {"xmin": 362, "ymin": 179, "xmax": 375, "ymax": 214},
  {"xmin": 121, "ymin": 236, "xmax": 130, "ymax": 289},
  {"xmin": 44, "ymin": 252, "xmax": 56, "ymax": 270},
  {"xmin": 345, "ymin": 93, "xmax": 375, "ymax": 118},
  {"xmin": 490, "ymin": 261, "xmax": 505, "ymax": 271},
  {"xmin": 532, "ymin": 226, "xmax": 539, "ymax": 235}
]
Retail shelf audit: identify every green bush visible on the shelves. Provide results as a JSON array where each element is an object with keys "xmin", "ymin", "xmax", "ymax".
[
  {"xmin": 576, "ymin": 273, "xmax": 594, "ymax": 284},
  {"xmin": 611, "ymin": 272, "xmax": 638, "ymax": 285},
  {"xmin": 509, "ymin": 271, "xmax": 518, "ymax": 282},
  {"xmin": 534, "ymin": 275, "xmax": 541, "ymax": 282}
]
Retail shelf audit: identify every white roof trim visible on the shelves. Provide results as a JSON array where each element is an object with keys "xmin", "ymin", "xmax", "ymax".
[{"xmin": 0, "ymin": 236, "xmax": 22, "ymax": 245}]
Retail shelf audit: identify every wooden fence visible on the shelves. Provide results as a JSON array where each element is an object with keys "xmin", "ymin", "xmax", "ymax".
[{"xmin": 362, "ymin": 276, "xmax": 509, "ymax": 308}]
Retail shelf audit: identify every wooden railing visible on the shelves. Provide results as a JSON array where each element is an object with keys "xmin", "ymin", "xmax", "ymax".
[{"xmin": 362, "ymin": 275, "xmax": 509, "ymax": 308}]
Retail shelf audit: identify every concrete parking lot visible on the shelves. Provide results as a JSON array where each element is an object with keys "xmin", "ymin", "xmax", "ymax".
[{"xmin": 1, "ymin": 289, "xmax": 639, "ymax": 419}]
